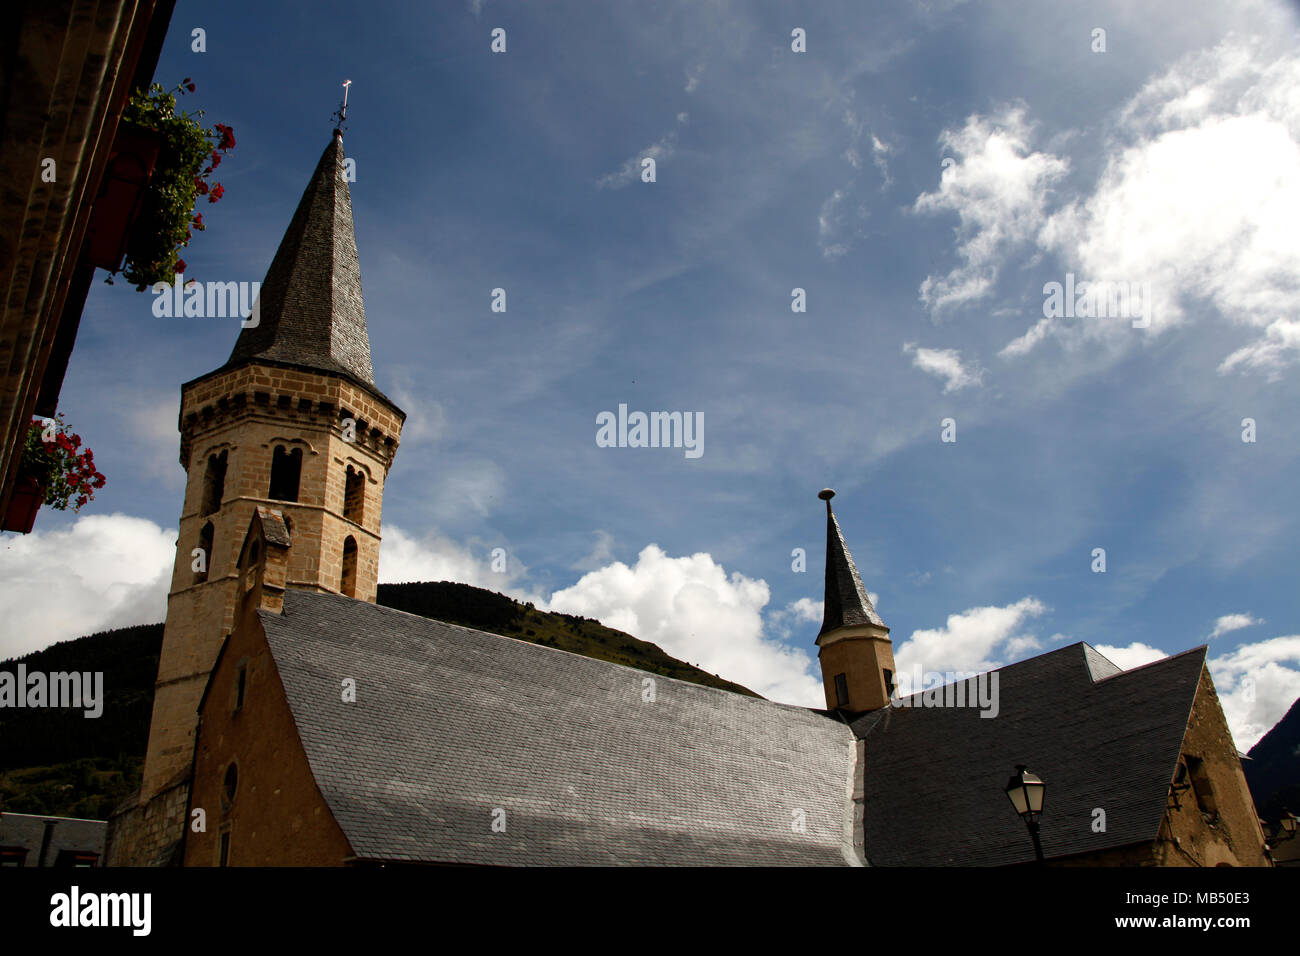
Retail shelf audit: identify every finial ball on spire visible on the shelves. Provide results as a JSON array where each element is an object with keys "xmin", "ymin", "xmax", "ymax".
[{"xmin": 818, "ymin": 488, "xmax": 835, "ymax": 501}]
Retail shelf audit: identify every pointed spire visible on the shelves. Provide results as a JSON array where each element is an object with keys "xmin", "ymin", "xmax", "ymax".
[
  {"xmin": 817, "ymin": 489, "xmax": 886, "ymax": 637},
  {"xmin": 223, "ymin": 132, "xmax": 377, "ymax": 388}
]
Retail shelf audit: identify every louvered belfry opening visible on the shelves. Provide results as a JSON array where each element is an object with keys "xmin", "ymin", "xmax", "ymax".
[{"xmin": 269, "ymin": 445, "xmax": 302, "ymax": 502}]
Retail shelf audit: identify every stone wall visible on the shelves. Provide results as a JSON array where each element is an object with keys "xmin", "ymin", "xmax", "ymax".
[
  {"xmin": 1158, "ymin": 665, "xmax": 1271, "ymax": 867},
  {"xmin": 134, "ymin": 359, "xmax": 404, "ymax": 851},
  {"xmin": 104, "ymin": 777, "xmax": 190, "ymax": 867},
  {"xmin": 185, "ymin": 609, "xmax": 354, "ymax": 866}
]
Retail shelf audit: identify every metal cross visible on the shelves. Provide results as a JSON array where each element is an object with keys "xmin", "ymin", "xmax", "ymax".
[{"xmin": 332, "ymin": 79, "xmax": 352, "ymax": 133}]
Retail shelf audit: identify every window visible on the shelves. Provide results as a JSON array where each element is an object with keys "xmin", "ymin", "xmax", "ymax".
[
  {"xmin": 223, "ymin": 763, "xmax": 238, "ymax": 805},
  {"xmin": 341, "ymin": 536, "xmax": 358, "ymax": 598},
  {"xmin": 0, "ymin": 847, "xmax": 27, "ymax": 867},
  {"xmin": 235, "ymin": 665, "xmax": 247, "ymax": 712},
  {"xmin": 834, "ymin": 673, "xmax": 849, "ymax": 707},
  {"xmin": 195, "ymin": 521, "xmax": 214, "ymax": 584},
  {"xmin": 218, "ymin": 830, "xmax": 230, "ymax": 867},
  {"xmin": 200, "ymin": 450, "xmax": 227, "ymax": 516},
  {"xmin": 344, "ymin": 465, "xmax": 365, "ymax": 524},
  {"xmin": 883, "ymin": 669, "xmax": 895, "ymax": 697},
  {"xmin": 54, "ymin": 850, "xmax": 98, "ymax": 867},
  {"xmin": 268, "ymin": 445, "xmax": 302, "ymax": 502}
]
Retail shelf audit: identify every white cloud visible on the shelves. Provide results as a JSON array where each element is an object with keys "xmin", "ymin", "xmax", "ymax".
[
  {"xmin": 0, "ymin": 514, "xmax": 173, "ymax": 659},
  {"xmin": 386, "ymin": 377, "xmax": 447, "ymax": 445},
  {"xmin": 1092, "ymin": 641, "xmax": 1168, "ymax": 671},
  {"xmin": 1210, "ymin": 612, "xmax": 1261, "ymax": 640},
  {"xmin": 1083, "ymin": 634, "xmax": 1300, "ymax": 751},
  {"xmin": 1009, "ymin": 38, "xmax": 1300, "ymax": 373},
  {"xmin": 684, "ymin": 63, "xmax": 705, "ymax": 94},
  {"xmin": 546, "ymin": 544, "xmax": 823, "ymax": 705},
  {"xmin": 871, "ymin": 133, "xmax": 892, "ymax": 185},
  {"xmin": 7, "ymin": 514, "xmax": 1293, "ymax": 754},
  {"xmin": 571, "ymin": 529, "xmax": 615, "ymax": 572},
  {"xmin": 1219, "ymin": 320, "xmax": 1300, "ymax": 380},
  {"xmin": 425, "ymin": 459, "xmax": 507, "ymax": 524},
  {"xmin": 378, "ymin": 525, "xmax": 550, "ymax": 609},
  {"xmin": 787, "ymin": 597, "xmax": 823, "ymax": 624},
  {"xmin": 817, "ymin": 110, "xmax": 886, "ymax": 257},
  {"xmin": 101, "ymin": 389, "xmax": 184, "ymax": 489},
  {"xmin": 379, "ymin": 524, "xmax": 504, "ymax": 588},
  {"xmin": 893, "ymin": 596, "xmax": 1046, "ymax": 675},
  {"xmin": 596, "ymin": 114, "xmax": 688, "ymax": 190},
  {"xmin": 914, "ymin": 104, "xmax": 1069, "ymax": 313},
  {"xmin": 903, "ymin": 342, "xmax": 984, "ymax": 392},
  {"xmin": 1209, "ymin": 635, "xmax": 1300, "ymax": 750},
  {"xmin": 817, "ymin": 188, "xmax": 852, "ymax": 258}
]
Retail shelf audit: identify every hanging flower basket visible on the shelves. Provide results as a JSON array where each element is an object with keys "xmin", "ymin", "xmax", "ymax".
[
  {"xmin": 104, "ymin": 78, "xmax": 236, "ymax": 290},
  {"xmin": 1, "ymin": 474, "xmax": 43, "ymax": 534},
  {"xmin": 3, "ymin": 414, "xmax": 107, "ymax": 533},
  {"xmin": 85, "ymin": 122, "xmax": 164, "ymax": 271}
]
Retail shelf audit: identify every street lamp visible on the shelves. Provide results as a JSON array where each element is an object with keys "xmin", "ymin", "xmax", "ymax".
[
  {"xmin": 1279, "ymin": 810, "xmax": 1298, "ymax": 841},
  {"xmin": 1005, "ymin": 764, "xmax": 1047, "ymax": 864}
]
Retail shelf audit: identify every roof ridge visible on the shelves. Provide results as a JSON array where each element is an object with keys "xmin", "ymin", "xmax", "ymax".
[
  {"xmin": 1088, "ymin": 644, "xmax": 1208, "ymax": 683},
  {"xmin": 275, "ymin": 591, "xmax": 841, "ymax": 718}
]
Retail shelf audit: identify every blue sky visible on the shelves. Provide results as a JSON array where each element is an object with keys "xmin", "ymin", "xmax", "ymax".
[{"xmin": 4, "ymin": 0, "xmax": 1300, "ymax": 748}]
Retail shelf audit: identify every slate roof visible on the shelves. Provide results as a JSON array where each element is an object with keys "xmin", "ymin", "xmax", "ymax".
[
  {"xmin": 262, "ymin": 590, "xmax": 858, "ymax": 866},
  {"xmin": 222, "ymin": 132, "xmax": 377, "ymax": 389},
  {"xmin": 819, "ymin": 499, "xmax": 886, "ymax": 635},
  {"xmin": 0, "ymin": 812, "xmax": 106, "ymax": 866},
  {"xmin": 849, "ymin": 643, "xmax": 1207, "ymax": 865}
]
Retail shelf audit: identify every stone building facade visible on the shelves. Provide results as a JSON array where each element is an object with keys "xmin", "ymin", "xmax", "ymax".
[
  {"xmin": 108, "ymin": 119, "xmax": 1269, "ymax": 870},
  {"xmin": 106, "ymin": 129, "xmax": 403, "ymax": 865}
]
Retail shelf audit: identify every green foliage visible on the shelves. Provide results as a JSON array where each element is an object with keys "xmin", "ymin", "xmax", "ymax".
[
  {"xmin": 0, "ymin": 759, "xmax": 143, "ymax": 820},
  {"xmin": 18, "ymin": 413, "xmax": 106, "ymax": 512},
  {"xmin": 113, "ymin": 79, "xmax": 235, "ymax": 290},
  {"xmin": 0, "ymin": 584, "xmax": 757, "ymax": 816},
  {"xmin": 376, "ymin": 582, "xmax": 759, "ymax": 697},
  {"xmin": 0, "ymin": 623, "xmax": 163, "ymax": 769}
]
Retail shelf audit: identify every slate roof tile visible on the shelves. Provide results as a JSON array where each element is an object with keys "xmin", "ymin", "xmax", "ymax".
[
  {"xmin": 849, "ymin": 643, "xmax": 1206, "ymax": 865},
  {"xmin": 263, "ymin": 591, "xmax": 857, "ymax": 866}
]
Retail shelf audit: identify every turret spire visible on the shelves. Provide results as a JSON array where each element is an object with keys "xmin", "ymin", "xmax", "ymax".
[
  {"xmin": 814, "ymin": 489, "xmax": 895, "ymax": 712},
  {"xmin": 222, "ymin": 130, "xmax": 377, "ymax": 390},
  {"xmin": 817, "ymin": 488, "xmax": 886, "ymax": 637}
]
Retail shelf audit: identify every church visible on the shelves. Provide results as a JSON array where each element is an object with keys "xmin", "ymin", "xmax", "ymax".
[{"xmin": 105, "ymin": 126, "xmax": 1271, "ymax": 867}]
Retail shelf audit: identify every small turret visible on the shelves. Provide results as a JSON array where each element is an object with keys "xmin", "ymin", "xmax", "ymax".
[{"xmin": 815, "ymin": 489, "xmax": 896, "ymax": 711}]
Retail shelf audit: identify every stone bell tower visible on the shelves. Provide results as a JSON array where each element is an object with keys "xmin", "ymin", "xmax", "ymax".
[
  {"xmin": 107, "ymin": 128, "xmax": 405, "ymax": 865},
  {"xmin": 815, "ymin": 489, "xmax": 896, "ymax": 713}
]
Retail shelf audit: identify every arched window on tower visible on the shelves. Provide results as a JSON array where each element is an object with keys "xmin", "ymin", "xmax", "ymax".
[
  {"xmin": 341, "ymin": 536, "xmax": 358, "ymax": 598},
  {"xmin": 201, "ymin": 450, "xmax": 227, "ymax": 516},
  {"xmin": 269, "ymin": 445, "xmax": 302, "ymax": 502},
  {"xmin": 195, "ymin": 521, "xmax": 214, "ymax": 584},
  {"xmin": 344, "ymin": 466, "xmax": 365, "ymax": 524}
]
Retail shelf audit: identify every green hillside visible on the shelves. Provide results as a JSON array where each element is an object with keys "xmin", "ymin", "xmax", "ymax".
[
  {"xmin": 0, "ymin": 582, "xmax": 756, "ymax": 817},
  {"xmin": 377, "ymin": 582, "xmax": 756, "ymax": 696}
]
